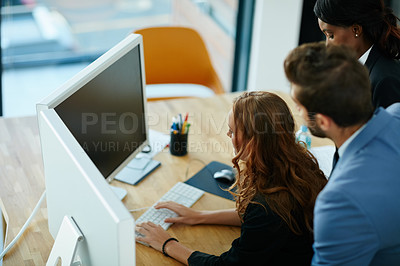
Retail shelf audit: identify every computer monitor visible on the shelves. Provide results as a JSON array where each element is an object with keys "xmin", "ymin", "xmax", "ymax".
[{"xmin": 37, "ymin": 33, "xmax": 147, "ymax": 265}]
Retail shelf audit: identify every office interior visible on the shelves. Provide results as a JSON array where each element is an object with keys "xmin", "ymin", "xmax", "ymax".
[
  {"xmin": 2, "ymin": 0, "xmax": 400, "ymax": 117},
  {"xmin": 1, "ymin": 0, "xmax": 400, "ymax": 265}
]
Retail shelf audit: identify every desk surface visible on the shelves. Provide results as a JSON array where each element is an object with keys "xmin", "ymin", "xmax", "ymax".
[{"xmin": 0, "ymin": 92, "xmax": 332, "ymax": 265}]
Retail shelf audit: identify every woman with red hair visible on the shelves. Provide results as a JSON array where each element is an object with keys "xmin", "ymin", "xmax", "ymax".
[{"xmin": 137, "ymin": 91, "xmax": 327, "ymax": 265}]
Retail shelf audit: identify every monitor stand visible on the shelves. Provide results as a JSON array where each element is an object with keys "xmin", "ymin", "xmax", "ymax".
[
  {"xmin": 46, "ymin": 216, "xmax": 84, "ymax": 266},
  {"xmin": 110, "ymin": 185, "xmax": 127, "ymax": 200}
]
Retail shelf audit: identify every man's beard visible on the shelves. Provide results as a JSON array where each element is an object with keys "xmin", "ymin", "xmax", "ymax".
[
  {"xmin": 308, "ymin": 124, "xmax": 327, "ymax": 138},
  {"xmin": 307, "ymin": 113, "xmax": 327, "ymax": 138}
]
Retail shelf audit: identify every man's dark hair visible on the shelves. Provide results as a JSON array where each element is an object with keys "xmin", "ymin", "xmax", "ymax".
[{"xmin": 284, "ymin": 42, "xmax": 374, "ymax": 127}]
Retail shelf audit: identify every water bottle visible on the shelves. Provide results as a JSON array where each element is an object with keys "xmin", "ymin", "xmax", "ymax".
[{"xmin": 296, "ymin": 125, "xmax": 312, "ymax": 149}]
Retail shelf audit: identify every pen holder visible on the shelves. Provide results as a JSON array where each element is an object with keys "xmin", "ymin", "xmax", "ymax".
[{"xmin": 170, "ymin": 132, "xmax": 188, "ymax": 156}]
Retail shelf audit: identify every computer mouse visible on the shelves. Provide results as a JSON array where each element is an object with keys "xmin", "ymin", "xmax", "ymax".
[{"xmin": 213, "ymin": 169, "xmax": 235, "ymax": 183}]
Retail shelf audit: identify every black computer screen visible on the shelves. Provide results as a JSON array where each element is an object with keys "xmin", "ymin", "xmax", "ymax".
[{"xmin": 55, "ymin": 45, "xmax": 146, "ymax": 178}]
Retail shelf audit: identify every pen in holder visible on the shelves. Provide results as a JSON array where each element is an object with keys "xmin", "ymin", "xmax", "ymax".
[{"xmin": 170, "ymin": 113, "xmax": 190, "ymax": 156}]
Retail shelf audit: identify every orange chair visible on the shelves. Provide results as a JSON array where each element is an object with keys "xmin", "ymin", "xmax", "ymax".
[{"xmin": 134, "ymin": 26, "xmax": 224, "ymax": 100}]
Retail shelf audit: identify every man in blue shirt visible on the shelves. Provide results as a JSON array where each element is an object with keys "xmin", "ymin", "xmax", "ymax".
[{"xmin": 284, "ymin": 42, "xmax": 400, "ymax": 265}]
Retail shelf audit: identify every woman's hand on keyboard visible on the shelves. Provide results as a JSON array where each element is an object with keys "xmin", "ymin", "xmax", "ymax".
[
  {"xmin": 155, "ymin": 201, "xmax": 203, "ymax": 225},
  {"xmin": 136, "ymin": 221, "xmax": 171, "ymax": 252},
  {"xmin": 136, "ymin": 221, "xmax": 194, "ymax": 264}
]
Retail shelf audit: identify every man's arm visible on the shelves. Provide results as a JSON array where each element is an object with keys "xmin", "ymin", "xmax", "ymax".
[{"xmin": 312, "ymin": 189, "xmax": 379, "ymax": 266}]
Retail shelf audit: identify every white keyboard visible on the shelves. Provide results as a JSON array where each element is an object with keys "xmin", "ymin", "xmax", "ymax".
[{"xmin": 135, "ymin": 182, "xmax": 204, "ymax": 243}]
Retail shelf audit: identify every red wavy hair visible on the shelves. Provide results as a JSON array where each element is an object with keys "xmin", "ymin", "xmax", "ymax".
[{"xmin": 230, "ymin": 91, "xmax": 327, "ymax": 235}]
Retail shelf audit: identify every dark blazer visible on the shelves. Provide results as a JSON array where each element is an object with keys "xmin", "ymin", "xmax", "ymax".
[
  {"xmin": 188, "ymin": 194, "xmax": 313, "ymax": 266},
  {"xmin": 365, "ymin": 45, "xmax": 400, "ymax": 108}
]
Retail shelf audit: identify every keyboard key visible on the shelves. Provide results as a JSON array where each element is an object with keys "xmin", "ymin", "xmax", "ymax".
[{"xmin": 135, "ymin": 182, "xmax": 204, "ymax": 245}]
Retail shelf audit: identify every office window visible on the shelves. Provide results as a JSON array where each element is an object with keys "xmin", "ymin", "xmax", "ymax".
[{"xmin": 1, "ymin": 0, "xmax": 238, "ymax": 117}]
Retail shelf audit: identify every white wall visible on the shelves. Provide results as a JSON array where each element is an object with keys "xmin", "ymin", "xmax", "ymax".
[{"xmin": 247, "ymin": 0, "xmax": 303, "ymax": 93}]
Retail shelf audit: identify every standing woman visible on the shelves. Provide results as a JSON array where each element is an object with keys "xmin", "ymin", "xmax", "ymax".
[
  {"xmin": 136, "ymin": 91, "xmax": 327, "ymax": 265},
  {"xmin": 314, "ymin": 0, "xmax": 400, "ymax": 108}
]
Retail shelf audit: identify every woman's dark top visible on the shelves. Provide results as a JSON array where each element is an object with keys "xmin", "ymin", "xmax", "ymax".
[
  {"xmin": 187, "ymin": 194, "xmax": 313, "ymax": 266},
  {"xmin": 365, "ymin": 45, "xmax": 400, "ymax": 109}
]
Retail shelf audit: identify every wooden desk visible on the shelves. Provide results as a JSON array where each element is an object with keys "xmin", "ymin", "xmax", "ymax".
[{"xmin": 0, "ymin": 92, "xmax": 332, "ymax": 265}]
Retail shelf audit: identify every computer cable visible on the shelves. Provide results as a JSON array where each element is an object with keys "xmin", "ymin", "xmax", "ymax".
[
  {"xmin": 0, "ymin": 191, "xmax": 46, "ymax": 261},
  {"xmin": 141, "ymin": 145, "xmax": 152, "ymax": 153},
  {"xmin": 184, "ymin": 158, "xmax": 212, "ymax": 180},
  {"xmin": 129, "ymin": 206, "xmax": 150, "ymax": 212}
]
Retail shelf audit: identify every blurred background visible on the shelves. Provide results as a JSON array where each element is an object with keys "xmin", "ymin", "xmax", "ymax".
[
  {"xmin": 1, "ymin": 0, "xmax": 399, "ymax": 117},
  {"xmin": 1, "ymin": 0, "xmax": 238, "ymax": 116}
]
